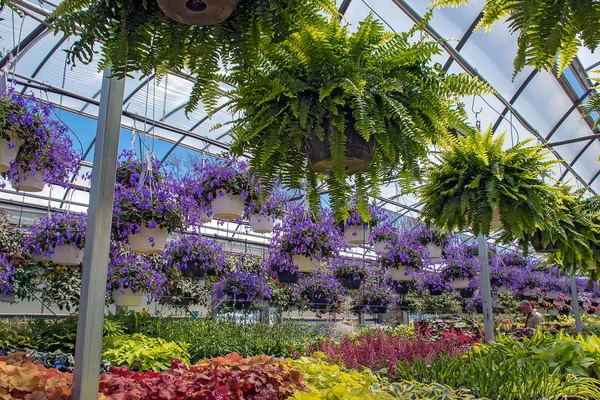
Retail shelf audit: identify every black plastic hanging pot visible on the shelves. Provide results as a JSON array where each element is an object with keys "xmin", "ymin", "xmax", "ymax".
[
  {"xmin": 428, "ymin": 284, "xmax": 443, "ymax": 296},
  {"xmin": 180, "ymin": 261, "xmax": 207, "ymax": 278},
  {"xmin": 227, "ymin": 299, "xmax": 253, "ymax": 311},
  {"xmin": 157, "ymin": 0, "xmax": 238, "ymax": 26},
  {"xmin": 459, "ymin": 288, "xmax": 475, "ymax": 299},
  {"xmin": 394, "ymin": 281, "xmax": 410, "ymax": 295},
  {"xmin": 277, "ymin": 270, "xmax": 299, "ymax": 284},
  {"xmin": 340, "ymin": 276, "xmax": 362, "ymax": 290},
  {"xmin": 368, "ymin": 303, "xmax": 388, "ymax": 314},
  {"xmin": 305, "ymin": 107, "xmax": 375, "ymax": 175},
  {"xmin": 307, "ymin": 296, "xmax": 332, "ymax": 311}
]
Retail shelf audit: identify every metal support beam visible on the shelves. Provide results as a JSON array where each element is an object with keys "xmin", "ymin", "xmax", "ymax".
[
  {"xmin": 443, "ymin": 11, "xmax": 484, "ymax": 72},
  {"xmin": 546, "ymin": 88, "xmax": 595, "ymax": 141},
  {"xmin": 72, "ymin": 69, "xmax": 125, "ymax": 400},
  {"xmin": 547, "ymin": 133, "xmax": 600, "ymax": 148},
  {"xmin": 338, "ymin": 0, "xmax": 353, "ymax": 15},
  {"xmin": 492, "ymin": 71, "xmax": 537, "ymax": 132},
  {"xmin": 477, "ymin": 233, "xmax": 495, "ymax": 342},
  {"xmin": 570, "ymin": 271, "xmax": 582, "ymax": 334}
]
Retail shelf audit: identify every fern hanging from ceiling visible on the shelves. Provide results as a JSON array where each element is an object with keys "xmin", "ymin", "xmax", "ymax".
[
  {"xmin": 224, "ymin": 14, "xmax": 491, "ymax": 222},
  {"xmin": 51, "ymin": 0, "xmax": 337, "ymax": 113},
  {"xmin": 434, "ymin": 0, "xmax": 600, "ymax": 77}
]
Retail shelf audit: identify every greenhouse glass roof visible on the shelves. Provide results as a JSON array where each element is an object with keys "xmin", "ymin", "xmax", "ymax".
[{"xmin": 0, "ymin": 0, "xmax": 599, "ymax": 246}]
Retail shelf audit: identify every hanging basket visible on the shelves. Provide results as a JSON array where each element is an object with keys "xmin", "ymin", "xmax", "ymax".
[
  {"xmin": 305, "ymin": 108, "xmax": 375, "ymax": 175},
  {"xmin": 497, "ymin": 285, "xmax": 510, "ymax": 293},
  {"xmin": 10, "ymin": 169, "xmax": 45, "ymax": 192},
  {"xmin": 344, "ymin": 225, "xmax": 369, "ymax": 246},
  {"xmin": 112, "ymin": 288, "xmax": 144, "ymax": 307},
  {"xmin": 249, "ymin": 213, "xmax": 274, "ymax": 234},
  {"xmin": 211, "ymin": 189, "xmax": 244, "ymax": 221},
  {"xmin": 389, "ymin": 266, "xmax": 413, "ymax": 281},
  {"xmin": 451, "ymin": 279, "xmax": 470, "ymax": 290},
  {"xmin": 33, "ymin": 253, "xmax": 52, "ymax": 263},
  {"xmin": 548, "ymin": 309, "xmax": 559, "ymax": 316},
  {"xmin": 368, "ymin": 303, "xmax": 388, "ymax": 314},
  {"xmin": 530, "ymin": 234, "xmax": 558, "ymax": 253},
  {"xmin": 459, "ymin": 288, "xmax": 475, "ymax": 299},
  {"xmin": 180, "ymin": 261, "xmax": 207, "ymax": 278},
  {"xmin": 523, "ymin": 288, "xmax": 538, "ymax": 297},
  {"xmin": 0, "ymin": 131, "xmax": 22, "ymax": 173},
  {"xmin": 226, "ymin": 299, "xmax": 253, "ymax": 311},
  {"xmin": 307, "ymin": 295, "xmax": 332, "ymax": 311},
  {"xmin": 157, "ymin": 0, "xmax": 239, "ymax": 26},
  {"xmin": 0, "ymin": 294, "xmax": 15, "ymax": 303},
  {"xmin": 373, "ymin": 241, "xmax": 387, "ymax": 254},
  {"xmin": 394, "ymin": 281, "xmax": 410, "ymax": 295},
  {"xmin": 50, "ymin": 244, "xmax": 84, "ymax": 266},
  {"xmin": 277, "ymin": 270, "xmax": 299, "ymax": 284},
  {"xmin": 428, "ymin": 285, "xmax": 443, "ymax": 296},
  {"xmin": 340, "ymin": 276, "xmax": 362, "ymax": 290},
  {"xmin": 128, "ymin": 224, "xmax": 168, "ymax": 254},
  {"xmin": 426, "ymin": 243, "xmax": 442, "ymax": 260},
  {"xmin": 292, "ymin": 255, "xmax": 319, "ymax": 273}
]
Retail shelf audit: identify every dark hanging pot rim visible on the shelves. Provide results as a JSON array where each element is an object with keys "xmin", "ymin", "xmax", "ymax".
[
  {"xmin": 304, "ymin": 107, "xmax": 375, "ymax": 175},
  {"xmin": 157, "ymin": 0, "xmax": 239, "ymax": 26},
  {"xmin": 276, "ymin": 270, "xmax": 299, "ymax": 284}
]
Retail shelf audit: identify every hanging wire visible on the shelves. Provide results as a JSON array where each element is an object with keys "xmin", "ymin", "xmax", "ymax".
[{"xmin": 471, "ymin": 96, "xmax": 482, "ymax": 131}]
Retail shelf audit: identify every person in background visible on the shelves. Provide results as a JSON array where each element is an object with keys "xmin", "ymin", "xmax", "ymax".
[{"xmin": 520, "ymin": 300, "xmax": 543, "ymax": 329}]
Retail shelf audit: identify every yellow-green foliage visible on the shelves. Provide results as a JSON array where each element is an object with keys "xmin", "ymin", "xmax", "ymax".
[
  {"xmin": 288, "ymin": 353, "xmax": 484, "ymax": 399},
  {"xmin": 102, "ymin": 333, "xmax": 190, "ymax": 372}
]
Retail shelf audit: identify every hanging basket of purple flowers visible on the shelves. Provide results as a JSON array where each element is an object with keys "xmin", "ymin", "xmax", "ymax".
[
  {"xmin": 245, "ymin": 190, "xmax": 286, "ymax": 234},
  {"xmin": 195, "ymin": 158, "xmax": 255, "ymax": 221},
  {"xmin": 440, "ymin": 244, "xmax": 478, "ymax": 290},
  {"xmin": 293, "ymin": 272, "xmax": 345, "ymax": 312},
  {"xmin": 331, "ymin": 257, "xmax": 368, "ymax": 290},
  {"xmin": 381, "ymin": 228, "xmax": 428, "ymax": 281},
  {"xmin": 24, "ymin": 212, "xmax": 87, "ymax": 266},
  {"xmin": 0, "ymin": 90, "xmax": 81, "ymax": 193},
  {"xmin": 165, "ymin": 235, "xmax": 226, "ymax": 278},
  {"xmin": 342, "ymin": 205, "xmax": 379, "ymax": 247},
  {"xmin": 413, "ymin": 223, "xmax": 450, "ymax": 261},
  {"xmin": 0, "ymin": 253, "xmax": 16, "ymax": 301},
  {"xmin": 108, "ymin": 242, "xmax": 167, "ymax": 307},
  {"xmin": 368, "ymin": 209, "xmax": 397, "ymax": 254},
  {"xmin": 213, "ymin": 270, "xmax": 271, "ymax": 311},
  {"xmin": 354, "ymin": 279, "xmax": 399, "ymax": 314},
  {"xmin": 113, "ymin": 151, "xmax": 184, "ymax": 254},
  {"xmin": 267, "ymin": 205, "xmax": 344, "ymax": 273}
]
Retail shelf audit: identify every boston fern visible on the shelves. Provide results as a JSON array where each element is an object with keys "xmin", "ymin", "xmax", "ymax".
[
  {"xmin": 419, "ymin": 125, "xmax": 557, "ymax": 238},
  {"xmin": 434, "ymin": 0, "xmax": 600, "ymax": 77},
  {"xmin": 50, "ymin": 0, "xmax": 336, "ymax": 113},
  {"xmin": 226, "ymin": 14, "xmax": 491, "ymax": 221}
]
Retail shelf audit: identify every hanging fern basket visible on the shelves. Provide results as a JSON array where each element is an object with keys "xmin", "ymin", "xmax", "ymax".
[
  {"xmin": 305, "ymin": 110, "xmax": 374, "ymax": 175},
  {"xmin": 157, "ymin": 0, "xmax": 238, "ymax": 26},
  {"xmin": 529, "ymin": 233, "xmax": 558, "ymax": 253}
]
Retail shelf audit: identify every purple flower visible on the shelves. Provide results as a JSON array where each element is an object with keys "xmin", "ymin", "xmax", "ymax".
[
  {"xmin": 292, "ymin": 272, "xmax": 345, "ymax": 310},
  {"xmin": 24, "ymin": 212, "xmax": 87, "ymax": 256},
  {"xmin": 213, "ymin": 270, "xmax": 271, "ymax": 303},
  {"xmin": 165, "ymin": 235, "xmax": 227, "ymax": 274}
]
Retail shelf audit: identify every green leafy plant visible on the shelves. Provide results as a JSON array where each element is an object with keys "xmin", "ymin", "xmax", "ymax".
[
  {"xmin": 227, "ymin": 14, "xmax": 491, "ymax": 221},
  {"xmin": 433, "ymin": 0, "xmax": 600, "ymax": 77},
  {"xmin": 51, "ymin": 0, "xmax": 336, "ymax": 113},
  {"xmin": 102, "ymin": 333, "xmax": 190, "ymax": 371},
  {"xmin": 419, "ymin": 125, "xmax": 557, "ymax": 238}
]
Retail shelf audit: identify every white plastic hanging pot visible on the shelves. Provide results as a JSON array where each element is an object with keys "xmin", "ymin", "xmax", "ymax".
[
  {"xmin": 211, "ymin": 189, "xmax": 244, "ymax": 221},
  {"xmin": 373, "ymin": 241, "xmax": 387, "ymax": 254},
  {"xmin": 112, "ymin": 288, "xmax": 144, "ymax": 307},
  {"xmin": 292, "ymin": 255, "xmax": 319, "ymax": 273},
  {"xmin": 426, "ymin": 243, "xmax": 442, "ymax": 260},
  {"xmin": 537, "ymin": 308, "xmax": 547, "ymax": 314},
  {"xmin": 128, "ymin": 224, "xmax": 168, "ymax": 254},
  {"xmin": 344, "ymin": 225, "xmax": 369, "ymax": 246},
  {"xmin": 545, "ymin": 291, "xmax": 560, "ymax": 299},
  {"xmin": 555, "ymin": 300, "xmax": 565, "ymax": 306},
  {"xmin": 497, "ymin": 285, "xmax": 510, "ymax": 293},
  {"xmin": 523, "ymin": 288, "xmax": 538, "ymax": 297},
  {"xmin": 491, "ymin": 207, "xmax": 502, "ymax": 230},
  {"xmin": 250, "ymin": 213, "xmax": 274, "ymax": 234},
  {"xmin": 33, "ymin": 252, "xmax": 52, "ymax": 263},
  {"xmin": 451, "ymin": 279, "xmax": 470, "ymax": 289},
  {"xmin": 10, "ymin": 169, "xmax": 45, "ymax": 192},
  {"xmin": 50, "ymin": 244, "xmax": 84, "ymax": 266},
  {"xmin": 548, "ymin": 309, "xmax": 559, "ymax": 316},
  {"xmin": 0, "ymin": 294, "xmax": 15, "ymax": 303},
  {"xmin": 390, "ymin": 266, "xmax": 413, "ymax": 281},
  {"xmin": 0, "ymin": 131, "xmax": 22, "ymax": 173}
]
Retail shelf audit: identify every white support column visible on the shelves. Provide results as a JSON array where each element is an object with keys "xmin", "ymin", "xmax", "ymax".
[
  {"xmin": 570, "ymin": 271, "xmax": 582, "ymax": 334},
  {"xmin": 72, "ymin": 68, "xmax": 125, "ymax": 400},
  {"xmin": 477, "ymin": 233, "xmax": 495, "ymax": 342}
]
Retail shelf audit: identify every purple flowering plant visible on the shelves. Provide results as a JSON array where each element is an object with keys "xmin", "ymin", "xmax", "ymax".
[
  {"xmin": 369, "ymin": 209, "xmax": 397, "ymax": 243},
  {"xmin": 24, "ymin": 212, "xmax": 87, "ymax": 256},
  {"xmin": 1, "ymin": 89, "xmax": 81, "ymax": 188},
  {"xmin": 379, "ymin": 228, "xmax": 429, "ymax": 271},
  {"xmin": 164, "ymin": 235, "xmax": 226, "ymax": 275},
  {"xmin": 112, "ymin": 152, "xmax": 184, "ymax": 239},
  {"xmin": 265, "ymin": 204, "xmax": 344, "ymax": 273},
  {"xmin": 0, "ymin": 252, "xmax": 15, "ymax": 296},
  {"xmin": 244, "ymin": 188, "xmax": 287, "ymax": 218},
  {"xmin": 195, "ymin": 157, "xmax": 255, "ymax": 202},
  {"xmin": 415, "ymin": 269, "xmax": 452, "ymax": 292},
  {"xmin": 212, "ymin": 270, "xmax": 271, "ymax": 304},
  {"xmin": 539, "ymin": 269, "xmax": 568, "ymax": 294},
  {"xmin": 353, "ymin": 279, "xmax": 399, "ymax": 312},
  {"xmin": 439, "ymin": 243, "xmax": 479, "ymax": 281},
  {"xmin": 344, "ymin": 203, "xmax": 381, "ymax": 229},
  {"xmin": 413, "ymin": 222, "xmax": 450, "ymax": 247},
  {"xmin": 292, "ymin": 271, "xmax": 345, "ymax": 310},
  {"xmin": 107, "ymin": 242, "xmax": 167, "ymax": 299},
  {"xmin": 465, "ymin": 292, "xmax": 498, "ymax": 313}
]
